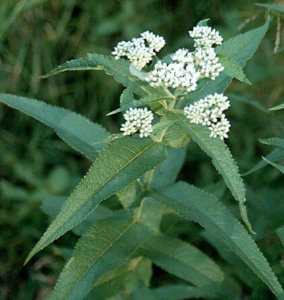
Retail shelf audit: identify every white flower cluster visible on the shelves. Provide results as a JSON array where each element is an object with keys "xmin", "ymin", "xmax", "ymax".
[
  {"xmin": 190, "ymin": 25, "xmax": 224, "ymax": 80},
  {"xmin": 141, "ymin": 31, "xmax": 165, "ymax": 52},
  {"xmin": 112, "ymin": 31, "xmax": 165, "ymax": 70},
  {"xmin": 120, "ymin": 107, "xmax": 154, "ymax": 138},
  {"xmin": 189, "ymin": 26, "xmax": 223, "ymax": 48},
  {"xmin": 194, "ymin": 47, "xmax": 224, "ymax": 80},
  {"xmin": 184, "ymin": 93, "xmax": 231, "ymax": 140},
  {"xmin": 145, "ymin": 25, "xmax": 224, "ymax": 91},
  {"xmin": 145, "ymin": 55, "xmax": 200, "ymax": 92}
]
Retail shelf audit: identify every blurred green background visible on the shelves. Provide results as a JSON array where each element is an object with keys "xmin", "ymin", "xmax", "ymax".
[{"xmin": 0, "ymin": 0, "xmax": 283, "ymax": 299}]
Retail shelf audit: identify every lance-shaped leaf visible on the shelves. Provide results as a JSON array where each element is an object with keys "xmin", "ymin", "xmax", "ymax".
[
  {"xmin": 41, "ymin": 196, "xmax": 114, "ymax": 236},
  {"xmin": 150, "ymin": 147, "xmax": 187, "ymax": 189},
  {"xmin": 25, "ymin": 137, "xmax": 167, "ymax": 263},
  {"xmin": 137, "ymin": 148, "xmax": 187, "ymax": 233},
  {"xmin": 152, "ymin": 284, "xmax": 217, "ymax": 300},
  {"xmin": 262, "ymin": 157, "xmax": 284, "ymax": 174},
  {"xmin": 218, "ymin": 56, "xmax": 251, "ymax": 84},
  {"xmin": 255, "ymin": 3, "xmax": 284, "ymax": 13},
  {"xmin": 42, "ymin": 53, "xmax": 161, "ymax": 97},
  {"xmin": 270, "ymin": 103, "xmax": 284, "ymax": 111},
  {"xmin": 202, "ymin": 230, "xmax": 260, "ymax": 288},
  {"xmin": 228, "ymin": 93, "xmax": 269, "ymax": 113},
  {"xmin": 216, "ymin": 17, "xmax": 270, "ymax": 65},
  {"xmin": 169, "ymin": 112, "xmax": 253, "ymax": 232},
  {"xmin": 259, "ymin": 138, "xmax": 284, "ymax": 149},
  {"xmin": 0, "ymin": 93, "xmax": 110, "ymax": 161},
  {"xmin": 244, "ymin": 148, "xmax": 284, "ymax": 175},
  {"xmin": 181, "ymin": 18, "xmax": 270, "ymax": 107},
  {"xmin": 107, "ymin": 95, "xmax": 170, "ymax": 116},
  {"xmin": 149, "ymin": 182, "xmax": 284, "ymax": 298},
  {"xmin": 85, "ymin": 257, "xmax": 152, "ymax": 300},
  {"xmin": 151, "ymin": 280, "xmax": 240, "ymax": 300},
  {"xmin": 47, "ymin": 214, "xmax": 152, "ymax": 300},
  {"xmin": 139, "ymin": 198, "xmax": 175, "ymax": 233},
  {"xmin": 138, "ymin": 234, "xmax": 224, "ymax": 287},
  {"xmin": 277, "ymin": 226, "xmax": 284, "ymax": 247}
]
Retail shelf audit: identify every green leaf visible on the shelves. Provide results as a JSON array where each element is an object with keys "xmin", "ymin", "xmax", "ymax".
[
  {"xmin": 129, "ymin": 63, "xmax": 148, "ymax": 81},
  {"xmin": 107, "ymin": 95, "xmax": 170, "ymax": 116},
  {"xmin": 41, "ymin": 196, "xmax": 113, "ymax": 235},
  {"xmin": 120, "ymin": 86, "xmax": 135, "ymax": 106},
  {"xmin": 202, "ymin": 230, "xmax": 258, "ymax": 288},
  {"xmin": 162, "ymin": 122, "xmax": 191, "ymax": 148},
  {"xmin": 170, "ymin": 112, "xmax": 253, "ymax": 233},
  {"xmin": 228, "ymin": 93, "xmax": 269, "ymax": 113},
  {"xmin": 218, "ymin": 55, "xmax": 251, "ymax": 84},
  {"xmin": 139, "ymin": 198, "xmax": 175, "ymax": 233},
  {"xmin": 150, "ymin": 182, "xmax": 284, "ymax": 298},
  {"xmin": 244, "ymin": 148, "xmax": 284, "ymax": 175},
  {"xmin": 216, "ymin": 17, "xmax": 270, "ymax": 66},
  {"xmin": 255, "ymin": 3, "xmax": 284, "ymax": 13},
  {"xmin": 42, "ymin": 53, "xmax": 159, "ymax": 97},
  {"xmin": 150, "ymin": 147, "xmax": 186, "ymax": 189},
  {"xmin": 25, "ymin": 137, "xmax": 167, "ymax": 263},
  {"xmin": 117, "ymin": 181, "xmax": 140, "ymax": 209},
  {"xmin": 262, "ymin": 157, "xmax": 284, "ymax": 174},
  {"xmin": 181, "ymin": 18, "xmax": 270, "ymax": 107},
  {"xmin": 197, "ymin": 19, "xmax": 210, "ymax": 26},
  {"xmin": 152, "ymin": 284, "xmax": 216, "ymax": 300},
  {"xmin": 47, "ymin": 214, "xmax": 152, "ymax": 300},
  {"xmin": 85, "ymin": 257, "xmax": 152, "ymax": 300},
  {"xmin": 244, "ymin": 138, "xmax": 284, "ymax": 175},
  {"xmin": 131, "ymin": 286, "xmax": 158, "ymax": 300},
  {"xmin": 259, "ymin": 137, "xmax": 284, "ymax": 149},
  {"xmin": 270, "ymin": 103, "xmax": 284, "ymax": 111},
  {"xmin": 139, "ymin": 234, "xmax": 224, "ymax": 287},
  {"xmin": 0, "ymin": 93, "xmax": 110, "ymax": 161},
  {"xmin": 276, "ymin": 226, "xmax": 284, "ymax": 247}
]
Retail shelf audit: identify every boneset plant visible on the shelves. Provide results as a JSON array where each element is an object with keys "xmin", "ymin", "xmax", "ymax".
[{"xmin": 1, "ymin": 18, "xmax": 283, "ymax": 299}]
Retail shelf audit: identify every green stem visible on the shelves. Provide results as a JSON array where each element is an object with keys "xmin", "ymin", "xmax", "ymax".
[
  {"xmin": 168, "ymin": 98, "xmax": 176, "ymax": 109},
  {"xmin": 144, "ymin": 169, "xmax": 154, "ymax": 190},
  {"xmin": 163, "ymin": 87, "xmax": 175, "ymax": 98},
  {"xmin": 133, "ymin": 197, "xmax": 147, "ymax": 223}
]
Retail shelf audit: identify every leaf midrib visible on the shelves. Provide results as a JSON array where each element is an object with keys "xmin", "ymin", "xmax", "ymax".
[
  {"xmin": 0, "ymin": 95, "xmax": 105, "ymax": 154},
  {"xmin": 64, "ymin": 221, "xmax": 135, "ymax": 297},
  {"xmin": 142, "ymin": 240, "xmax": 222, "ymax": 284},
  {"xmin": 150, "ymin": 190, "xmax": 283, "ymax": 297},
  {"xmin": 217, "ymin": 30, "xmax": 264, "ymax": 62},
  {"xmin": 172, "ymin": 112, "xmax": 244, "ymax": 202},
  {"xmin": 33, "ymin": 140, "xmax": 157, "ymax": 255}
]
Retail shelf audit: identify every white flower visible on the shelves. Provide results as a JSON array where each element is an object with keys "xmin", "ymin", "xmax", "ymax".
[
  {"xmin": 141, "ymin": 31, "xmax": 166, "ymax": 52},
  {"xmin": 189, "ymin": 25, "xmax": 223, "ymax": 48},
  {"xmin": 120, "ymin": 107, "xmax": 154, "ymax": 138},
  {"xmin": 184, "ymin": 93, "xmax": 230, "ymax": 140},
  {"xmin": 171, "ymin": 48, "xmax": 194, "ymax": 64},
  {"xmin": 146, "ymin": 57, "xmax": 200, "ymax": 92},
  {"xmin": 194, "ymin": 47, "xmax": 224, "ymax": 80},
  {"xmin": 209, "ymin": 116, "xmax": 230, "ymax": 140},
  {"xmin": 112, "ymin": 31, "xmax": 165, "ymax": 70}
]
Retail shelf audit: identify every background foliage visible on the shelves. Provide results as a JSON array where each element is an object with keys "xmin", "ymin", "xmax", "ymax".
[{"xmin": 0, "ymin": 0, "xmax": 283, "ymax": 299}]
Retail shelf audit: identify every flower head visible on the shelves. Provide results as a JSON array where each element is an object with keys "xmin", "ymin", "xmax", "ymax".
[
  {"xmin": 146, "ymin": 60, "xmax": 200, "ymax": 92},
  {"xmin": 209, "ymin": 116, "xmax": 231, "ymax": 140},
  {"xmin": 184, "ymin": 93, "xmax": 230, "ymax": 140},
  {"xmin": 194, "ymin": 47, "xmax": 224, "ymax": 80},
  {"xmin": 146, "ymin": 47, "xmax": 202, "ymax": 92},
  {"xmin": 141, "ymin": 31, "xmax": 166, "ymax": 52},
  {"xmin": 171, "ymin": 48, "xmax": 194, "ymax": 64},
  {"xmin": 120, "ymin": 107, "xmax": 154, "ymax": 138},
  {"xmin": 189, "ymin": 25, "xmax": 223, "ymax": 48},
  {"xmin": 112, "ymin": 31, "xmax": 165, "ymax": 70}
]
